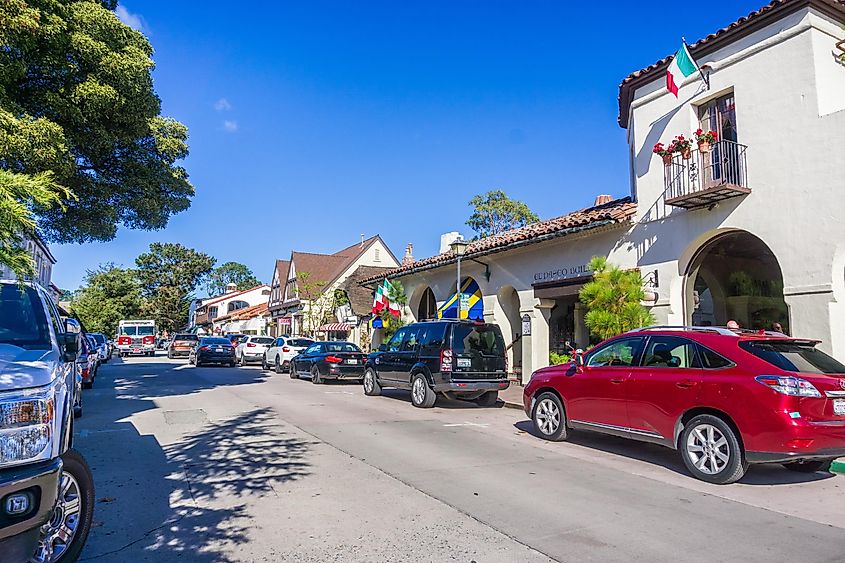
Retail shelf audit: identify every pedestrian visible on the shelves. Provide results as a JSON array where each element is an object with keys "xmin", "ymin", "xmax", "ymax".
[
  {"xmin": 772, "ymin": 322, "xmax": 785, "ymax": 334},
  {"xmin": 726, "ymin": 319, "xmax": 740, "ymax": 330}
]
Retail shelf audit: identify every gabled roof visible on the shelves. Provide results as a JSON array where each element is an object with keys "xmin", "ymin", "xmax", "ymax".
[
  {"xmin": 270, "ymin": 259, "xmax": 290, "ymax": 288},
  {"xmin": 284, "ymin": 235, "xmax": 395, "ymax": 301},
  {"xmin": 361, "ymin": 197, "xmax": 637, "ymax": 283},
  {"xmin": 617, "ymin": 0, "xmax": 845, "ymax": 127},
  {"xmin": 340, "ymin": 265, "xmax": 395, "ymax": 316}
]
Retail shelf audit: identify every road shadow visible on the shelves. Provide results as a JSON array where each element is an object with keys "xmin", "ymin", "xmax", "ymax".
[
  {"xmin": 377, "ymin": 388, "xmax": 504, "ymax": 410},
  {"xmin": 513, "ymin": 420, "xmax": 835, "ymax": 486},
  {"xmin": 78, "ymin": 361, "xmax": 312, "ymax": 562}
]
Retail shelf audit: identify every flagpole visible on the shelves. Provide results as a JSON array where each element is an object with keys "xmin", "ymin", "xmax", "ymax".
[{"xmin": 683, "ymin": 37, "xmax": 710, "ymax": 90}]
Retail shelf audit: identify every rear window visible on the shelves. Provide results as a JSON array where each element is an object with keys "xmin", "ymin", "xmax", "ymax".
[
  {"xmin": 0, "ymin": 284, "xmax": 51, "ymax": 348},
  {"xmin": 451, "ymin": 324, "xmax": 505, "ymax": 356},
  {"xmin": 201, "ymin": 337, "xmax": 231, "ymax": 345},
  {"xmin": 174, "ymin": 334, "xmax": 198, "ymax": 341},
  {"xmin": 289, "ymin": 338, "xmax": 313, "ymax": 347},
  {"xmin": 739, "ymin": 340, "xmax": 845, "ymax": 374},
  {"xmin": 324, "ymin": 342, "xmax": 361, "ymax": 353},
  {"xmin": 251, "ymin": 337, "xmax": 274, "ymax": 345}
]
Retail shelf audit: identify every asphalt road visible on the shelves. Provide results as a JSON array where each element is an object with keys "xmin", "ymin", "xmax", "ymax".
[{"xmin": 76, "ymin": 354, "xmax": 845, "ymax": 562}]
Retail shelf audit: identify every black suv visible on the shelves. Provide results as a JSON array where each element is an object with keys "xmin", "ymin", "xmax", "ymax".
[{"xmin": 363, "ymin": 319, "xmax": 509, "ymax": 408}]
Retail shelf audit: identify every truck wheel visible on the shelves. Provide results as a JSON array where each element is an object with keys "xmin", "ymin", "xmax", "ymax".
[
  {"xmin": 363, "ymin": 368, "xmax": 381, "ymax": 396},
  {"xmin": 411, "ymin": 374, "xmax": 436, "ymax": 408},
  {"xmin": 33, "ymin": 448, "xmax": 95, "ymax": 563}
]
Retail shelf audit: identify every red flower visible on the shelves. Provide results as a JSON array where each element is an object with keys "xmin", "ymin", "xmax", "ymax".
[
  {"xmin": 695, "ymin": 128, "xmax": 703, "ymax": 136},
  {"xmin": 710, "ymin": 130, "xmax": 718, "ymax": 139}
]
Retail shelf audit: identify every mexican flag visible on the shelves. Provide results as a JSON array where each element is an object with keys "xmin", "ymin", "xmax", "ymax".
[
  {"xmin": 371, "ymin": 281, "xmax": 387, "ymax": 313},
  {"xmin": 388, "ymin": 298, "xmax": 401, "ymax": 318},
  {"xmin": 666, "ymin": 43, "xmax": 698, "ymax": 97}
]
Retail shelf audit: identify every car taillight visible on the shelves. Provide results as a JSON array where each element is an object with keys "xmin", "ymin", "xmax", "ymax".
[
  {"xmin": 325, "ymin": 355, "xmax": 343, "ymax": 364},
  {"xmin": 440, "ymin": 349, "xmax": 453, "ymax": 372},
  {"xmin": 282, "ymin": 346, "xmax": 290, "ymax": 352},
  {"xmin": 247, "ymin": 343, "xmax": 256, "ymax": 347},
  {"xmin": 199, "ymin": 346, "xmax": 210, "ymax": 351},
  {"xmin": 81, "ymin": 367, "xmax": 89, "ymax": 377},
  {"xmin": 755, "ymin": 375, "xmax": 822, "ymax": 398}
]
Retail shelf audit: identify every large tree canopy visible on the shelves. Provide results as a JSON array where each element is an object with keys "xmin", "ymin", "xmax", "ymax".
[
  {"xmin": 0, "ymin": 0, "xmax": 193, "ymax": 246},
  {"xmin": 466, "ymin": 190, "xmax": 538, "ymax": 239},
  {"xmin": 71, "ymin": 263, "xmax": 142, "ymax": 335},
  {"xmin": 206, "ymin": 261, "xmax": 261, "ymax": 297}
]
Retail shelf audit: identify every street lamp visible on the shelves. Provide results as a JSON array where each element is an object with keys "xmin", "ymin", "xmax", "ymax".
[{"xmin": 450, "ymin": 236, "xmax": 469, "ymax": 318}]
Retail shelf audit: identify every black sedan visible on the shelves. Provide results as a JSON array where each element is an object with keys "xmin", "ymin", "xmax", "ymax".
[
  {"xmin": 189, "ymin": 337, "xmax": 236, "ymax": 367},
  {"xmin": 291, "ymin": 341, "xmax": 367, "ymax": 384}
]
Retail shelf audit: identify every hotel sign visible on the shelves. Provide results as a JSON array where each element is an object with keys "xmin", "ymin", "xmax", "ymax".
[{"xmin": 533, "ymin": 264, "xmax": 591, "ymax": 283}]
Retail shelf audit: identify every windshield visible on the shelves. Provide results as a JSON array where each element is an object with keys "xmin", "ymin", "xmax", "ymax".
[
  {"xmin": 451, "ymin": 324, "xmax": 505, "ymax": 356},
  {"xmin": 251, "ymin": 337, "xmax": 274, "ymax": 345},
  {"xmin": 120, "ymin": 325, "xmax": 154, "ymax": 336},
  {"xmin": 740, "ymin": 340, "xmax": 845, "ymax": 374},
  {"xmin": 0, "ymin": 284, "xmax": 51, "ymax": 348}
]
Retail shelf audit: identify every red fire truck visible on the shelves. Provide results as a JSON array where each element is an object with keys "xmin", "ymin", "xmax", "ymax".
[{"xmin": 116, "ymin": 319, "xmax": 157, "ymax": 357}]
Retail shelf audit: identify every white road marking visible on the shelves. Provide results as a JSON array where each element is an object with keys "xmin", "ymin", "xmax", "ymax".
[
  {"xmin": 443, "ymin": 422, "xmax": 490, "ymax": 428},
  {"xmin": 174, "ymin": 364, "xmax": 193, "ymax": 370},
  {"xmin": 324, "ymin": 391, "xmax": 355, "ymax": 395}
]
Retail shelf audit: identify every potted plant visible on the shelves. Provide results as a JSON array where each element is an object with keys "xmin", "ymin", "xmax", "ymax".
[
  {"xmin": 673, "ymin": 135, "xmax": 692, "ymax": 159},
  {"xmin": 652, "ymin": 142, "xmax": 674, "ymax": 166},
  {"xmin": 694, "ymin": 128, "xmax": 718, "ymax": 152}
]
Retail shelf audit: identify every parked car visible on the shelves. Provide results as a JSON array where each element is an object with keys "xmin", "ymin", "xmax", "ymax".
[
  {"xmin": 168, "ymin": 333, "xmax": 199, "ymax": 358},
  {"xmin": 189, "ymin": 336, "xmax": 236, "ymax": 367},
  {"xmin": 87, "ymin": 332, "xmax": 110, "ymax": 364},
  {"xmin": 263, "ymin": 336, "xmax": 315, "ymax": 373},
  {"xmin": 363, "ymin": 320, "xmax": 509, "ymax": 408},
  {"xmin": 236, "ymin": 335, "xmax": 275, "ymax": 366},
  {"xmin": 0, "ymin": 280, "xmax": 95, "ymax": 562},
  {"xmin": 61, "ymin": 318, "xmax": 85, "ymax": 419},
  {"xmin": 80, "ymin": 334, "xmax": 99, "ymax": 389},
  {"xmin": 524, "ymin": 326, "xmax": 845, "ymax": 484},
  {"xmin": 291, "ymin": 341, "xmax": 367, "ymax": 383}
]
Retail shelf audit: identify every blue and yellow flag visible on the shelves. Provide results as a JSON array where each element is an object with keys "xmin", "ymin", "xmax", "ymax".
[{"xmin": 437, "ymin": 278, "xmax": 483, "ymax": 320}]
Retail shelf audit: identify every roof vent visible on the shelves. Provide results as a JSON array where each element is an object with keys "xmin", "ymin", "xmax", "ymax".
[{"xmin": 594, "ymin": 194, "xmax": 613, "ymax": 206}]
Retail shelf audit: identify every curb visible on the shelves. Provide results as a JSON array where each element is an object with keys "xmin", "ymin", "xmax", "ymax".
[
  {"xmin": 833, "ymin": 460, "xmax": 845, "ymax": 474},
  {"xmin": 503, "ymin": 400, "xmax": 523, "ymax": 410}
]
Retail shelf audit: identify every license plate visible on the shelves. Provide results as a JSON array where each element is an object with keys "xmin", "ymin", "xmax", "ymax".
[
  {"xmin": 133, "ymin": 348, "xmax": 141, "ymax": 353},
  {"xmin": 214, "ymin": 347, "xmax": 222, "ymax": 352},
  {"xmin": 457, "ymin": 358, "xmax": 471, "ymax": 368},
  {"xmin": 347, "ymin": 359, "xmax": 358, "ymax": 365},
  {"xmin": 834, "ymin": 399, "xmax": 845, "ymax": 416}
]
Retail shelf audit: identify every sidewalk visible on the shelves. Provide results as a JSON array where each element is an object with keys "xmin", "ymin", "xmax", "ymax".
[{"xmin": 500, "ymin": 382, "xmax": 525, "ymax": 410}]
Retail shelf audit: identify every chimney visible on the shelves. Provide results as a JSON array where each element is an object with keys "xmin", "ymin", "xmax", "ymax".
[
  {"xmin": 360, "ymin": 233, "xmax": 365, "ymax": 247},
  {"xmin": 594, "ymin": 194, "xmax": 613, "ymax": 206},
  {"xmin": 439, "ymin": 232, "xmax": 461, "ymax": 254},
  {"xmin": 402, "ymin": 243, "xmax": 415, "ymax": 266},
  {"xmin": 225, "ymin": 283, "xmax": 238, "ymax": 294}
]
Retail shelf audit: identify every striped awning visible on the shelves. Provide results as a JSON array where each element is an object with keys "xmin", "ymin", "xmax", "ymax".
[{"xmin": 318, "ymin": 323, "xmax": 352, "ymax": 332}]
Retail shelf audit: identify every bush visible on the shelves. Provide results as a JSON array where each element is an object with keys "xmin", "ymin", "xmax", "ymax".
[{"xmin": 549, "ymin": 352, "xmax": 571, "ymax": 365}]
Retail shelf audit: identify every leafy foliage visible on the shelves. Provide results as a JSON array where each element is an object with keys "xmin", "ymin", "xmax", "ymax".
[
  {"xmin": 549, "ymin": 352, "xmax": 571, "ymax": 365},
  {"xmin": 71, "ymin": 264, "xmax": 142, "ymax": 336},
  {"xmin": 135, "ymin": 243, "xmax": 215, "ymax": 332},
  {"xmin": 296, "ymin": 271, "xmax": 331, "ymax": 337},
  {"xmin": 579, "ymin": 256, "xmax": 654, "ymax": 341},
  {"xmin": 206, "ymin": 262, "xmax": 261, "ymax": 296},
  {"xmin": 466, "ymin": 190, "xmax": 539, "ymax": 238},
  {"xmin": 0, "ymin": 0, "xmax": 193, "ymax": 245},
  {"xmin": 0, "ymin": 169, "xmax": 70, "ymax": 278}
]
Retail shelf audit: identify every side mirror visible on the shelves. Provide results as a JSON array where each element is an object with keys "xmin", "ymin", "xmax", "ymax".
[
  {"xmin": 574, "ymin": 350, "xmax": 584, "ymax": 370},
  {"xmin": 62, "ymin": 331, "xmax": 79, "ymax": 362},
  {"xmin": 378, "ymin": 344, "xmax": 387, "ymax": 352}
]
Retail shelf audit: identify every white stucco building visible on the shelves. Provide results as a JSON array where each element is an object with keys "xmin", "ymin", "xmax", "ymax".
[
  {"xmin": 194, "ymin": 284, "xmax": 272, "ymax": 333},
  {"xmin": 364, "ymin": 0, "xmax": 845, "ymax": 383},
  {"xmin": 0, "ymin": 232, "xmax": 56, "ymax": 291}
]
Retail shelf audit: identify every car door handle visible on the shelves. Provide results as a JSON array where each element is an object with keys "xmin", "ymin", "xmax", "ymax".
[
  {"xmin": 610, "ymin": 378, "xmax": 625, "ymax": 384},
  {"xmin": 676, "ymin": 380, "xmax": 697, "ymax": 388}
]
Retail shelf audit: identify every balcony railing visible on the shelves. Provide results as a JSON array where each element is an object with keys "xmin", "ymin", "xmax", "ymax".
[{"xmin": 664, "ymin": 139, "xmax": 750, "ymax": 209}]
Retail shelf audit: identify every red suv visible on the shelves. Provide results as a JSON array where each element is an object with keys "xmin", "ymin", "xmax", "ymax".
[{"xmin": 523, "ymin": 326, "xmax": 845, "ymax": 484}]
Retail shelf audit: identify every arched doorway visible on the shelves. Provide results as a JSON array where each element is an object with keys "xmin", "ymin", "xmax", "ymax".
[
  {"xmin": 686, "ymin": 231, "xmax": 789, "ymax": 331},
  {"xmin": 417, "ymin": 287, "xmax": 437, "ymax": 320},
  {"xmin": 497, "ymin": 286, "xmax": 522, "ymax": 379}
]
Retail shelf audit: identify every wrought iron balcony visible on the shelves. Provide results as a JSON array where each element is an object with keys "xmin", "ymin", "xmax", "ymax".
[{"xmin": 664, "ymin": 140, "xmax": 750, "ymax": 209}]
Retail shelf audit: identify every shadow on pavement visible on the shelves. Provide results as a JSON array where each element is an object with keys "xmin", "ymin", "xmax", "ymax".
[
  {"xmin": 513, "ymin": 420, "xmax": 834, "ymax": 486},
  {"xmin": 77, "ymin": 358, "xmax": 312, "ymax": 562}
]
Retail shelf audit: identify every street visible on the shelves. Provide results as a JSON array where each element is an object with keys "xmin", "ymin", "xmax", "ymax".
[{"xmin": 77, "ymin": 354, "xmax": 845, "ymax": 563}]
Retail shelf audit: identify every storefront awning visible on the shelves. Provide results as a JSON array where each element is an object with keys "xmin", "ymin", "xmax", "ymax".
[
  {"xmin": 437, "ymin": 278, "xmax": 483, "ymax": 320},
  {"xmin": 319, "ymin": 323, "xmax": 352, "ymax": 332}
]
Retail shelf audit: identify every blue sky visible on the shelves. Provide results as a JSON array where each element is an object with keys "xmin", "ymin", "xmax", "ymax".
[{"xmin": 53, "ymin": 0, "xmax": 765, "ymax": 290}]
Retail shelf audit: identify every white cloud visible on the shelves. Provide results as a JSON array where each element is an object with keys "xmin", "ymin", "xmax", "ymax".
[
  {"xmin": 222, "ymin": 120, "xmax": 238, "ymax": 133},
  {"xmin": 214, "ymin": 98, "xmax": 232, "ymax": 111},
  {"xmin": 115, "ymin": 5, "xmax": 149, "ymax": 34}
]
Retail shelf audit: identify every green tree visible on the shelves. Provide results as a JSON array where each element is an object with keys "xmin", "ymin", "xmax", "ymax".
[
  {"xmin": 296, "ymin": 271, "xmax": 330, "ymax": 337},
  {"xmin": 0, "ymin": 169, "xmax": 70, "ymax": 279},
  {"xmin": 206, "ymin": 262, "xmax": 261, "ymax": 296},
  {"xmin": 135, "ymin": 243, "xmax": 215, "ymax": 332},
  {"xmin": 379, "ymin": 279, "xmax": 408, "ymax": 341},
  {"xmin": 466, "ymin": 190, "xmax": 539, "ymax": 238},
  {"xmin": 579, "ymin": 256, "xmax": 654, "ymax": 341},
  {"xmin": 71, "ymin": 264, "xmax": 142, "ymax": 336},
  {"xmin": 0, "ymin": 0, "xmax": 193, "ymax": 252}
]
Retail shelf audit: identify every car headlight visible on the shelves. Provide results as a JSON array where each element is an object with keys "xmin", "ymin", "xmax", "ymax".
[{"xmin": 0, "ymin": 384, "xmax": 58, "ymax": 468}]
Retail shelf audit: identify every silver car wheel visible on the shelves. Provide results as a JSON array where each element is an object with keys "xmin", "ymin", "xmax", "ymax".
[
  {"xmin": 31, "ymin": 472, "xmax": 81, "ymax": 562},
  {"xmin": 412, "ymin": 377, "xmax": 426, "ymax": 405},
  {"xmin": 535, "ymin": 398, "xmax": 560, "ymax": 435},
  {"xmin": 364, "ymin": 371, "xmax": 374, "ymax": 393},
  {"xmin": 686, "ymin": 423, "xmax": 730, "ymax": 475}
]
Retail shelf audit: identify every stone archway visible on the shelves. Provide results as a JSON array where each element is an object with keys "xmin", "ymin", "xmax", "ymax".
[
  {"xmin": 417, "ymin": 287, "xmax": 437, "ymax": 321},
  {"xmin": 685, "ymin": 231, "xmax": 788, "ymax": 331},
  {"xmin": 497, "ymin": 286, "xmax": 522, "ymax": 378}
]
